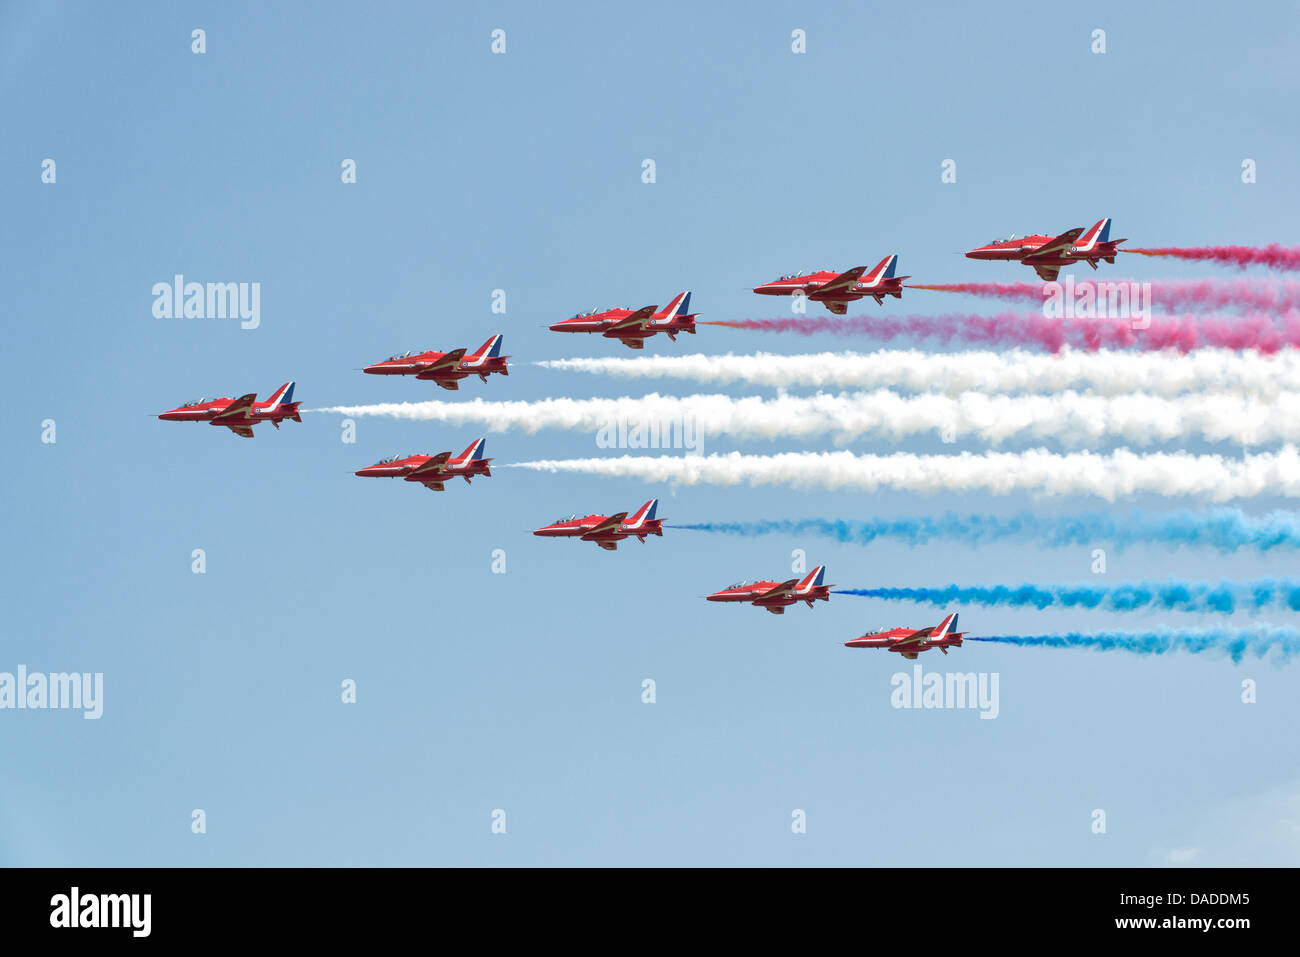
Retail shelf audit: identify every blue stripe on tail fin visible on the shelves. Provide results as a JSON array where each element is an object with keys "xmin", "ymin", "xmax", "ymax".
[{"xmin": 268, "ymin": 382, "xmax": 294, "ymax": 407}]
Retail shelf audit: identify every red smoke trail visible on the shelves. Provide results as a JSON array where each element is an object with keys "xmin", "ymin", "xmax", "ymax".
[
  {"xmin": 908, "ymin": 281, "xmax": 1045, "ymax": 299},
  {"xmin": 1125, "ymin": 245, "xmax": 1300, "ymax": 271},
  {"xmin": 908, "ymin": 279, "xmax": 1300, "ymax": 312},
  {"xmin": 702, "ymin": 312, "xmax": 1300, "ymax": 354}
]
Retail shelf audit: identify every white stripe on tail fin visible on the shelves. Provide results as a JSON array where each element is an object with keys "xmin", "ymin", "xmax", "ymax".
[
  {"xmin": 931, "ymin": 612, "xmax": 958, "ymax": 640},
  {"xmin": 796, "ymin": 565, "xmax": 826, "ymax": 593},
  {"xmin": 660, "ymin": 292, "xmax": 691, "ymax": 318},
  {"xmin": 1076, "ymin": 218, "xmax": 1111, "ymax": 251},
  {"xmin": 625, "ymin": 498, "xmax": 658, "ymax": 528},
  {"xmin": 458, "ymin": 438, "xmax": 487, "ymax": 461},
  {"xmin": 862, "ymin": 255, "xmax": 898, "ymax": 286},
  {"xmin": 266, "ymin": 382, "xmax": 295, "ymax": 407},
  {"xmin": 468, "ymin": 335, "xmax": 504, "ymax": 361}
]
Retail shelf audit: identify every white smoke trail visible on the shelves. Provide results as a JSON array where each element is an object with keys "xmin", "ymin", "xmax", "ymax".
[
  {"xmin": 503, "ymin": 447, "xmax": 1300, "ymax": 501},
  {"xmin": 535, "ymin": 349, "xmax": 1300, "ymax": 398},
  {"xmin": 314, "ymin": 391, "xmax": 1300, "ymax": 447}
]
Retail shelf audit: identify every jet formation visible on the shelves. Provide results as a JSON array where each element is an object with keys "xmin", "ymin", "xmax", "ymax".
[{"xmin": 161, "ymin": 217, "xmax": 1152, "ymax": 652}]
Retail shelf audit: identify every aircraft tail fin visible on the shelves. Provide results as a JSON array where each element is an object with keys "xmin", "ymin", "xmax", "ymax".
[
  {"xmin": 266, "ymin": 382, "xmax": 295, "ymax": 408},
  {"xmin": 468, "ymin": 334, "xmax": 504, "ymax": 360},
  {"xmin": 797, "ymin": 565, "xmax": 826, "ymax": 591},
  {"xmin": 932, "ymin": 612, "xmax": 958, "ymax": 640},
  {"xmin": 661, "ymin": 291, "xmax": 691, "ymax": 319},
  {"xmin": 865, "ymin": 254, "xmax": 898, "ymax": 283},
  {"xmin": 1077, "ymin": 218, "xmax": 1112, "ymax": 251},
  {"xmin": 626, "ymin": 498, "xmax": 658, "ymax": 528},
  {"xmin": 458, "ymin": 438, "xmax": 487, "ymax": 461}
]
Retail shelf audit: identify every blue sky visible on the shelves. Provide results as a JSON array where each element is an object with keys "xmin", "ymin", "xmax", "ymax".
[{"xmin": 2, "ymin": 0, "xmax": 1298, "ymax": 866}]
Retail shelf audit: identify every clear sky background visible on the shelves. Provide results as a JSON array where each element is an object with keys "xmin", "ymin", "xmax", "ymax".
[{"xmin": 2, "ymin": 0, "xmax": 1298, "ymax": 866}]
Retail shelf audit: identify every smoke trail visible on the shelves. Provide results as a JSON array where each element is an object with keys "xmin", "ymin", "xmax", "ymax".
[
  {"xmin": 834, "ymin": 580, "xmax": 1300, "ymax": 615},
  {"xmin": 909, "ymin": 279, "xmax": 1300, "ymax": 313},
  {"xmin": 670, "ymin": 508, "xmax": 1300, "ymax": 552},
  {"xmin": 505, "ymin": 447, "xmax": 1300, "ymax": 501},
  {"xmin": 536, "ymin": 349, "xmax": 1300, "ymax": 398},
  {"xmin": 314, "ymin": 390, "xmax": 1300, "ymax": 448},
  {"xmin": 704, "ymin": 311, "xmax": 1300, "ymax": 354},
  {"xmin": 1126, "ymin": 245, "xmax": 1300, "ymax": 272},
  {"xmin": 968, "ymin": 628, "xmax": 1300, "ymax": 664}
]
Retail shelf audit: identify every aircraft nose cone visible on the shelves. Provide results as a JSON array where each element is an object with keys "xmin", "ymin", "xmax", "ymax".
[
  {"xmin": 355, "ymin": 467, "xmax": 375, "ymax": 477},
  {"xmin": 548, "ymin": 321, "xmax": 569, "ymax": 332}
]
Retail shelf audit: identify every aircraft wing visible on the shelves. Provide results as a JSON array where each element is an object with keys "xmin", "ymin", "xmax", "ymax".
[
  {"xmin": 754, "ymin": 579, "xmax": 800, "ymax": 603},
  {"xmin": 618, "ymin": 338, "xmax": 647, "ymax": 350},
  {"xmin": 227, "ymin": 425, "xmax": 255, "ymax": 438},
  {"xmin": 821, "ymin": 300, "xmax": 848, "ymax": 316},
  {"xmin": 433, "ymin": 379, "xmax": 460, "ymax": 391},
  {"xmin": 596, "ymin": 541, "xmax": 619, "ymax": 551},
  {"xmin": 409, "ymin": 452, "xmax": 452, "ymax": 475},
  {"xmin": 1030, "ymin": 263, "xmax": 1062, "ymax": 282},
  {"xmin": 1026, "ymin": 227, "xmax": 1084, "ymax": 260},
  {"xmin": 581, "ymin": 512, "xmax": 628, "ymax": 538},
  {"xmin": 210, "ymin": 393, "xmax": 257, "ymax": 422},
  {"xmin": 421, "ymin": 481, "xmax": 446, "ymax": 492},
  {"xmin": 419, "ymin": 348, "xmax": 466, "ymax": 372},
  {"xmin": 817, "ymin": 266, "xmax": 867, "ymax": 296},
  {"xmin": 892, "ymin": 629, "xmax": 928, "ymax": 648},
  {"xmin": 606, "ymin": 306, "xmax": 657, "ymax": 332}
]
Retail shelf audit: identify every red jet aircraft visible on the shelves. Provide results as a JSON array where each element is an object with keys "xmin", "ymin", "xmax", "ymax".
[
  {"xmin": 844, "ymin": 613, "xmax": 965, "ymax": 659},
  {"xmin": 965, "ymin": 218, "xmax": 1127, "ymax": 281},
  {"xmin": 548, "ymin": 293, "xmax": 698, "ymax": 349},
  {"xmin": 706, "ymin": 566, "xmax": 830, "ymax": 614},
  {"xmin": 157, "ymin": 382, "xmax": 301, "ymax": 438},
  {"xmin": 532, "ymin": 499, "xmax": 662, "ymax": 550},
  {"xmin": 362, "ymin": 335, "xmax": 508, "ymax": 390},
  {"xmin": 354, "ymin": 439, "xmax": 491, "ymax": 492},
  {"xmin": 752, "ymin": 255, "xmax": 908, "ymax": 314}
]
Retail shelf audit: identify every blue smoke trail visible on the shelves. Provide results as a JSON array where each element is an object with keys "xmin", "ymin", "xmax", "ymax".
[
  {"xmin": 833, "ymin": 580, "xmax": 1300, "ymax": 615},
  {"xmin": 968, "ymin": 628, "xmax": 1300, "ymax": 664},
  {"xmin": 669, "ymin": 508, "xmax": 1300, "ymax": 552}
]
